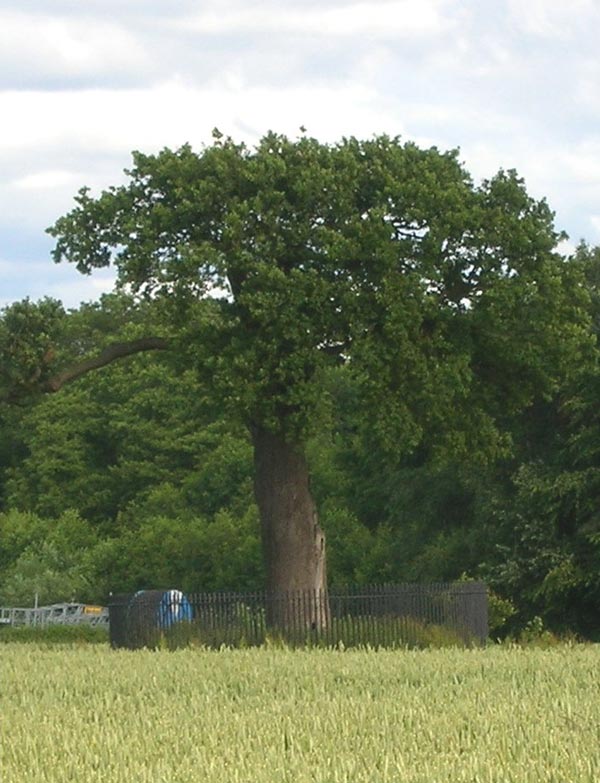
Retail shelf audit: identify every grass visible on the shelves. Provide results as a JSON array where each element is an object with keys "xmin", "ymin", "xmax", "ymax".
[
  {"xmin": 1, "ymin": 643, "xmax": 599, "ymax": 782},
  {"xmin": 0, "ymin": 624, "xmax": 108, "ymax": 645},
  {"xmin": 125, "ymin": 610, "xmax": 472, "ymax": 650}
]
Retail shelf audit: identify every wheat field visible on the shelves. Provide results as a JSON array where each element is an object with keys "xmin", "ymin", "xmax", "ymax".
[{"xmin": 1, "ymin": 643, "xmax": 599, "ymax": 782}]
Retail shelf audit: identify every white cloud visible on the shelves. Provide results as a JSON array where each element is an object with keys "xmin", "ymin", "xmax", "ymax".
[
  {"xmin": 177, "ymin": 0, "xmax": 450, "ymax": 38},
  {"xmin": 46, "ymin": 270, "xmax": 118, "ymax": 309},
  {"xmin": 563, "ymin": 144, "xmax": 600, "ymax": 184},
  {"xmin": 12, "ymin": 170, "xmax": 79, "ymax": 191},
  {"xmin": 0, "ymin": 11, "xmax": 149, "ymax": 85},
  {"xmin": 0, "ymin": 256, "xmax": 117, "ymax": 309},
  {"xmin": 557, "ymin": 237, "xmax": 578, "ymax": 257},
  {"xmin": 507, "ymin": 0, "xmax": 600, "ymax": 40},
  {"xmin": 573, "ymin": 59, "xmax": 600, "ymax": 116},
  {"xmin": 0, "ymin": 79, "xmax": 398, "ymax": 159},
  {"xmin": 589, "ymin": 216, "xmax": 600, "ymax": 241}
]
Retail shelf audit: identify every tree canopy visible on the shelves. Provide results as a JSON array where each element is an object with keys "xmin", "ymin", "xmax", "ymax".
[{"xmin": 48, "ymin": 132, "xmax": 591, "ymax": 447}]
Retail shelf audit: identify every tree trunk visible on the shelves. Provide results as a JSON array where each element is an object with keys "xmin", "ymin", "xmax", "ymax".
[{"xmin": 251, "ymin": 425, "xmax": 328, "ymax": 631}]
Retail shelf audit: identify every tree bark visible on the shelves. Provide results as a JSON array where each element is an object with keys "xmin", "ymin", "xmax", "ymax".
[{"xmin": 251, "ymin": 425, "xmax": 328, "ymax": 630}]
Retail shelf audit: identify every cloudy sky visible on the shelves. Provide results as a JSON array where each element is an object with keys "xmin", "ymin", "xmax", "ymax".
[{"xmin": 2, "ymin": 0, "xmax": 600, "ymax": 309}]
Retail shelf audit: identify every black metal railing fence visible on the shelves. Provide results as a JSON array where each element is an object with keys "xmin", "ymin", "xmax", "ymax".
[{"xmin": 109, "ymin": 582, "xmax": 488, "ymax": 650}]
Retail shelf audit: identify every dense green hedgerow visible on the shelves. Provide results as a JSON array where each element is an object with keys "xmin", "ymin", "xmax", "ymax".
[{"xmin": 0, "ymin": 624, "xmax": 108, "ymax": 645}]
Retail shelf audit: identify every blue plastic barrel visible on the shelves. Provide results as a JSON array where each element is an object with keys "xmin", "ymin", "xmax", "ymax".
[{"xmin": 156, "ymin": 589, "xmax": 193, "ymax": 628}]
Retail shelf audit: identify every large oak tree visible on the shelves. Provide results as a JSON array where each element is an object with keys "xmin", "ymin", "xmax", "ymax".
[{"xmin": 2, "ymin": 132, "xmax": 592, "ymax": 606}]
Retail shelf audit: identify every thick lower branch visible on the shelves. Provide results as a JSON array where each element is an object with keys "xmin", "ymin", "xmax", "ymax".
[{"xmin": 43, "ymin": 336, "xmax": 170, "ymax": 392}]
